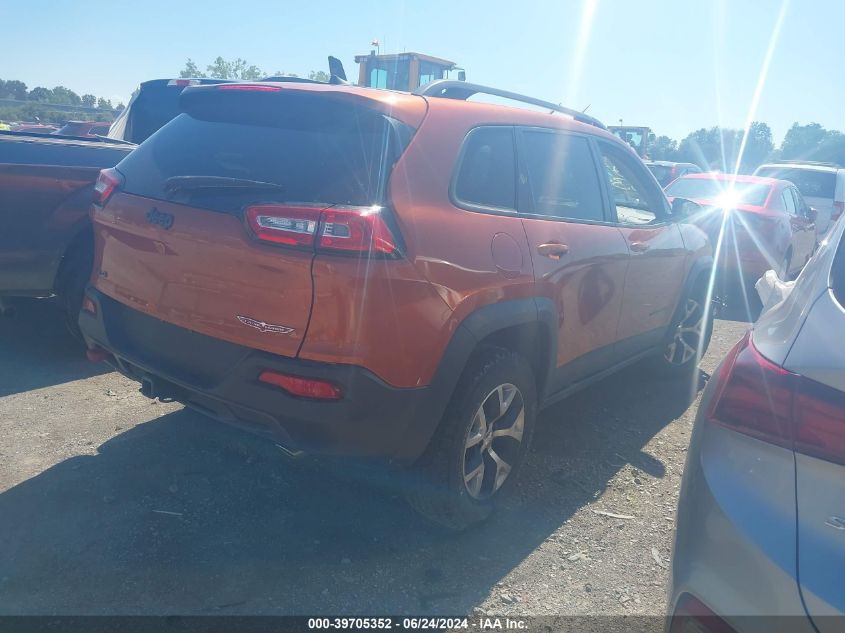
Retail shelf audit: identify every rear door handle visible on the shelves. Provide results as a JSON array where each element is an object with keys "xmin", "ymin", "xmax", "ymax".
[
  {"xmin": 630, "ymin": 241, "xmax": 650, "ymax": 253},
  {"xmin": 538, "ymin": 243, "xmax": 570, "ymax": 260}
]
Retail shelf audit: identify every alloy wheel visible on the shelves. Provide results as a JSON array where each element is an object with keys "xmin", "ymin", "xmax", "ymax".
[
  {"xmin": 664, "ymin": 298, "xmax": 704, "ymax": 365},
  {"xmin": 462, "ymin": 383, "xmax": 525, "ymax": 500}
]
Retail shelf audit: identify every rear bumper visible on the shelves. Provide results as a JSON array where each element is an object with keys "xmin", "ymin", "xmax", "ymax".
[
  {"xmin": 669, "ymin": 377, "xmax": 813, "ymax": 628},
  {"xmin": 79, "ymin": 288, "xmax": 440, "ymax": 463}
]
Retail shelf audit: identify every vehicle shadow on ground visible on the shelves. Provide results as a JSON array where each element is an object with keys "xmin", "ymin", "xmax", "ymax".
[
  {"xmin": 0, "ymin": 358, "xmax": 706, "ymax": 615},
  {"xmin": 0, "ymin": 298, "xmax": 110, "ymax": 397}
]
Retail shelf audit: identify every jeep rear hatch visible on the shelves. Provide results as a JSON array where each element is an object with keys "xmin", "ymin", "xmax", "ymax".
[{"xmin": 93, "ymin": 84, "xmax": 423, "ymax": 360}]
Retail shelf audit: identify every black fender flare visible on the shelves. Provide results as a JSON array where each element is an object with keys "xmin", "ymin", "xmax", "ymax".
[{"xmin": 405, "ymin": 298, "xmax": 558, "ymax": 458}]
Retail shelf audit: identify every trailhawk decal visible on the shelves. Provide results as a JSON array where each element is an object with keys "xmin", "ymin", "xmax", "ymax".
[{"xmin": 236, "ymin": 315, "xmax": 295, "ymax": 335}]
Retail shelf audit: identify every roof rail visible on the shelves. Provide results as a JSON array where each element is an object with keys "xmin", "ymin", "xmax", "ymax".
[
  {"xmin": 414, "ymin": 80, "xmax": 605, "ymax": 129},
  {"xmin": 773, "ymin": 159, "xmax": 842, "ymax": 168}
]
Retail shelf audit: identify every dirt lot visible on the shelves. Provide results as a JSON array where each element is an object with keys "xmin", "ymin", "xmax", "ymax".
[{"xmin": 0, "ymin": 298, "xmax": 748, "ymax": 616}]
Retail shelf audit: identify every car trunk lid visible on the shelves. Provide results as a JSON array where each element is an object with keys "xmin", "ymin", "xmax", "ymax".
[{"xmin": 92, "ymin": 84, "xmax": 423, "ymax": 361}]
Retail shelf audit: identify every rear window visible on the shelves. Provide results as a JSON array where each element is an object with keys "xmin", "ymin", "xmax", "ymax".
[
  {"xmin": 755, "ymin": 167, "xmax": 836, "ymax": 199},
  {"xmin": 665, "ymin": 178, "xmax": 771, "ymax": 206},
  {"xmin": 118, "ymin": 93, "xmax": 404, "ymax": 211}
]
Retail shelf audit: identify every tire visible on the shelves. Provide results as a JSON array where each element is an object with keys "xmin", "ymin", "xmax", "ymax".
[
  {"xmin": 650, "ymin": 279, "xmax": 714, "ymax": 377},
  {"xmin": 405, "ymin": 348, "xmax": 537, "ymax": 530},
  {"xmin": 54, "ymin": 233, "xmax": 94, "ymax": 340}
]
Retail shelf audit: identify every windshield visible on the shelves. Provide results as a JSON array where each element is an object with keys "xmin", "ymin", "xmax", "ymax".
[{"xmin": 666, "ymin": 178, "xmax": 772, "ymax": 206}]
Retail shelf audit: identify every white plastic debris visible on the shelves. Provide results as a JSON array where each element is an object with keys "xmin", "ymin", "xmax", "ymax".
[{"xmin": 756, "ymin": 269, "xmax": 795, "ymax": 314}]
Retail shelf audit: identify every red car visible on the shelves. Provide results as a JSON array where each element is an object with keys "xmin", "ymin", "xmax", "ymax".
[{"xmin": 666, "ymin": 173, "xmax": 818, "ymax": 283}]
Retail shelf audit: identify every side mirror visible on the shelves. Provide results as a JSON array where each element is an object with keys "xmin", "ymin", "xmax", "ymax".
[{"xmin": 671, "ymin": 197, "xmax": 702, "ymax": 219}]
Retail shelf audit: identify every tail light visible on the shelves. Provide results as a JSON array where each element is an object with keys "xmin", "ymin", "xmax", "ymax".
[
  {"xmin": 93, "ymin": 168, "xmax": 123, "ymax": 206},
  {"xmin": 669, "ymin": 593, "xmax": 737, "ymax": 633},
  {"xmin": 244, "ymin": 204, "xmax": 400, "ymax": 256},
  {"xmin": 319, "ymin": 207, "xmax": 398, "ymax": 255},
  {"xmin": 258, "ymin": 370, "xmax": 342, "ymax": 400},
  {"xmin": 167, "ymin": 79, "xmax": 200, "ymax": 87},
  {"xmin": 245, "ymin": 205, "xmax": 320, "ymax": 247},
  {"xmin": 707, "ymin": 332, "xmax": 845, "ymax": 464}
]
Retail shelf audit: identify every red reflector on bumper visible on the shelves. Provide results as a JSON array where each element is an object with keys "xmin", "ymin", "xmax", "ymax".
[
  {"xmin": 81, "ymin": 296, "xmax": 97, "ymax": 315},
  {"xmin": 86, "ymin": 347, "xmax": 111, "ymax": 363},
  {"xmin": 258, "ymin": 370, "xmax": 343, "ymax": 400}
]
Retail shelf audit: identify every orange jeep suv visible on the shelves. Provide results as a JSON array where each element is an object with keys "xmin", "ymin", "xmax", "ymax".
[{"xmin": 80, "ymin": 80, "xmax": 713, "ymax": 528}]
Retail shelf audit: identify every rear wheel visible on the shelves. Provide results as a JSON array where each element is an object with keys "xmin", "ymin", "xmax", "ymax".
[
  {"xmin": 405, "ymin": 349, "xmax": 536, "ymax": 530},
  {"xmin": 55, "ymin": 233, "xmax": 93, "ymax": 340}
]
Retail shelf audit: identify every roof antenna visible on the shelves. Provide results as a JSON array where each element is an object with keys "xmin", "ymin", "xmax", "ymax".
[
  {"xmin": 328, "ymin": 56, "xmax": 349, "ymax": 85},
  {"xmin": 582, "ymin": 104, "xmax": 591, "ymax": 113}
]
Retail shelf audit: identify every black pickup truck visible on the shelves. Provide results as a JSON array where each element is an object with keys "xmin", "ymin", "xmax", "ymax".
[{"xmin": 0, "ymin": 131, "xmax": 134, "ymax": 329}]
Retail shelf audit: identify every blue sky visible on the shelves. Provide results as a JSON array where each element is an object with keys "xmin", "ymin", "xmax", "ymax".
[{"xmin": 3, "ymin": 0, "xmax": 842, "ymax": 143}]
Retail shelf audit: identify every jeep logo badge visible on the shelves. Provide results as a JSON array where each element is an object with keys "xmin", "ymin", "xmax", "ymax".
[{"xmin": 146, "ymin": 208, "xmax": 175, "ymax": 230}]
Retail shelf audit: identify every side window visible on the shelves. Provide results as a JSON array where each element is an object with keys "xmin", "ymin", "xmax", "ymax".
[
  {"xmin": 519, "ymin": 131, "xmax": 604, "ymax": 222},
  {"xmin": 791, "ymin": 188, "xmax": 807, "ymax": 215},
  {"xmin": 454, "ymin": 127, "xmax": 516, "ymax": 211},
  {"xmin": 782, "ymin": 189, "xmax": 797, "ymax": 215},
  {"xmin": 598, "ymin": 142, "xmax": 667, "ymax": 225}
]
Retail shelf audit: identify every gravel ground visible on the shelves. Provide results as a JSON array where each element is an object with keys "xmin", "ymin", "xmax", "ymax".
[{"xmin": 0, "ymin": 298, "xmax": 749, "ymax": 616}]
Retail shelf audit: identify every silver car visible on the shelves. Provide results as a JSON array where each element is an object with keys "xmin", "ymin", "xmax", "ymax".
[{"xmin": 669, "ymin": 215, "xmax": 845, "ymax": 633}]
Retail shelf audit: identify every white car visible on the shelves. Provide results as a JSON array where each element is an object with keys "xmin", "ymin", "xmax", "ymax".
[{"xmin": 754, "ymin": 161, "xmax": 845, "ymax": 234}]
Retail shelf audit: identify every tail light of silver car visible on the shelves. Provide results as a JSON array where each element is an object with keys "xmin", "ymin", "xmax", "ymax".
[
  {"xmin": 244, "ymin": 203, "xmax": 400, "ymax": 256},
  {"xmin": 93, "ymin": 168, "xmax": 124, "ymax": 206},
  {"xmin": 706, "ymin": 332, "xmax": 845, "ymax": 464},
  {"xmin": 669, "ymin": 593, "xmax": 738, "ymax": 633}
]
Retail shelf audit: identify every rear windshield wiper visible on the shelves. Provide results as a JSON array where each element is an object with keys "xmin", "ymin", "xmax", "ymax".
[{"xmin": 164, "ymin": 176, "xmax": 286, "ymax": 195}]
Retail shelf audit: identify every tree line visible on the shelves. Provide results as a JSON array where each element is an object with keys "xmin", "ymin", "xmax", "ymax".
[
  {"xmin": 648, "ymin": 121, "xmax": 845, "ymax": 172},
  {"xmin": 179, "ymin": 57, "xmax": 329, "ymax": 82},
  {"xmin": 0, "ymin": 78, "xmax": 124, "ymax": 125}
]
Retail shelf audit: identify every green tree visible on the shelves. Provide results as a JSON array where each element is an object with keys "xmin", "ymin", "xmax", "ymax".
[
  {"xmin": 308, "ymin": 70, "xmax": 330, "ymax": 82},
  {"xmin": 115, "ymin": 102, "xmax": 126, "ymax": 112},
  {"xmin": 204, "ymin": 56, "xmax": 263, "ymax": 80},
  {"xmin": 179, "ymin": 58, "xmax": 207, "ymax": 78},
  {"xmin": 1, "ymin": 80, "xmax": 28, "ymax": 100},
  {"xmin": 780, "ymin": 123, "xmax": 829, "ymax": 160},
  {"xmin": 676, "ymin": 123, "xmax": 773, "ymax": 173},
  {"xmin": 738, "ymin": 122, "xmax": 774, "ymax": 173},
  {"xmin": 27, "ymin": 86, "xmax": 52, "ymax": 102},
  {"xmin": 97, "ymin": 97, "xmax": 113, "ymax": 110},
  {"xmin": 647, "ymin": 134, "xmax": 678, "ymax": 161},
  {"xmin": 81, "ymin": 94, "xmax": 97, "ymax": 107},
  {"xmin": 50, "ymin": 85, "xmax": 82, "ymax": 105},
  {"xmin": 272, "ymin": 71, "xmax": 299, "ymax": 77}
]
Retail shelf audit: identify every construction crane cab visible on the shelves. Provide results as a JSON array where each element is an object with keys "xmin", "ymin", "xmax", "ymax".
[
  {"xmin": 354, "ymin": 51, "xmax": 464, "ymax": 92},
  {"xmin": 608, "ymin": 125, "xmax": 652, "ymax": 158}
]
